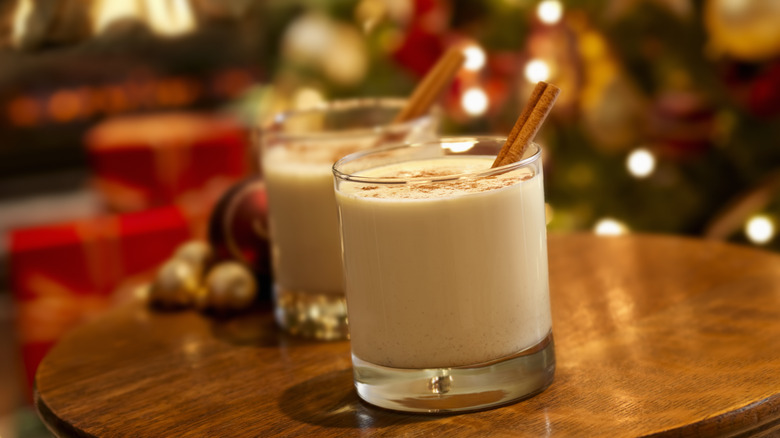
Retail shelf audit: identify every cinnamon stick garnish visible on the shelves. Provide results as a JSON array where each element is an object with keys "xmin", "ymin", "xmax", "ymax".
[
  {"xmin": 492, "ymin": 81, "xmax": 560, "ymax": 168},
  {"xmin": 393, "ymin": 46, "xmax": 466, "ymax": 123}
]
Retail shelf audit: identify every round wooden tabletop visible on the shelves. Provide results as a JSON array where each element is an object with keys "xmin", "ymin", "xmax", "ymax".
[{"xmin": 35, "ymin": 234, "xmax": 780, "ymax": 437}]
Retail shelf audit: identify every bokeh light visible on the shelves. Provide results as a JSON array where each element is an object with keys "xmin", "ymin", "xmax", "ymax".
[
  {"xmin": 524, "ymin": 59, "xmax": 550, "ymax": 83},
  {"xmin": 594, "ymin": 218, "xmax": 629, "ymax": 236},
  {"xmin": 11, "ymin": 0, "xmax": 33, "ymax": 47},
  {"xmin": 626, "ymin": 148, "xmax": 656, "ymax": 178},
  {"xmin": 745, "ymin": 215, "xmax": 775, "ymax": 245},
  {"xmin": 463, "ymin": 45, "xmax": 487, "ymax": 71},
  {"xmin": 7, "ymin": 96, "xmax": 40, "ymax": 126},
  {"xmin": 144, "ymin": 0, "xmax": 196, "ymax": 36},
  {"xmin": 293, "ymin": 87, "xmax": 325, "ymax": 109},
  {"xmin": 461, "ymin": 87, "xmax": 488, "ymax": 116},
  {"xmin": 47, "ymin": 90, "xmax": 82, "ymax": 122},
  {"xmin": 537, "ymin": 0, "xmax": 563, "ymax": 25}
]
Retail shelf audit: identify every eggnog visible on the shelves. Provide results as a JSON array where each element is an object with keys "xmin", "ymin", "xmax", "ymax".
[
  {"xmin": 262, "ymin": 140, "xmax": 375, "ymax": 294},
  {"xmin": 336, "ymin": 155, "xmax": 552, "ymax": 368},
  {"xmin": 259, "ymin": 98, "xmax": 438, "ymax": 340}
]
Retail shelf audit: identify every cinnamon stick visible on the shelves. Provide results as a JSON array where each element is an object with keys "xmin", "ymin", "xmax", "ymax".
[
  {"xmin": 492, "ymin": 81, "xmax": 560, "ymax": 168},
  {"xmin": 393, "ymin": 46, "xmax": 466, "ymax": 123}
]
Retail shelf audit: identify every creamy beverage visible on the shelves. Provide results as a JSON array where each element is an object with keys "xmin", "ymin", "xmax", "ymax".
[
  {"xmin": 262, "ymin": 140, "xmax": 372, "ymax": 294},
  {"xmin": 336, "ymin": 155, "xmax": 552, "ymax": 368},
  {"xmin": 259, "ymin": 98, "xmax": 438, "ymax": 340}
]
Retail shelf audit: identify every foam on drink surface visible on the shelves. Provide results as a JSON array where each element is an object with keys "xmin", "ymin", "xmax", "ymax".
[{"xmin": 341, "ymin": 157, "xmax": 533, "ymax": 200}]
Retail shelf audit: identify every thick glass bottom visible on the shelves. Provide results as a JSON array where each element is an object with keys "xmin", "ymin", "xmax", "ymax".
[
  {"xmin": 273, "ymin": 286, "xmax": 349, "ymax": 341},
  {"xmin": 352, "ymin": 332, "xmax": 555, "ymax": 413}
]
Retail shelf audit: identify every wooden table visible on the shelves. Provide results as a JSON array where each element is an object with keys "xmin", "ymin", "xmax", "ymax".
[{"xmin": 35, "ymin": 234, "xmax": 780, "ymax": 437}]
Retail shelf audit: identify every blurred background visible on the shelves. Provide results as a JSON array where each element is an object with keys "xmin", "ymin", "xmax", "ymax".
[{"xmin": 1, "ymin": 0, "xmax": 780, "ymax": 436}]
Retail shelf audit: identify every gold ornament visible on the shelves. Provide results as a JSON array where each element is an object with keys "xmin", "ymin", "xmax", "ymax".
[
  {"xmin": 282, "ymin": 13, "xmax": 334, "ymax": 65},
  {"xmin": 172, "ymin": 240, "xmax": 213, "ymax": 275},
  {"xmin": 705, "ymin": 0, "xmax": 780, "ymax": 61},
  {"xmin": 572, "ymin": 20, "xmax": 646, "ymax": 152},
  {"xmin": 203, "ymin": 261, "xmax": 257, "ymax": 313},
  {"xmin": 281, "ymin": 13, "xmax": 368, "ymax": 86},
  {"xmin": 321, "ymin": 23, "xmax": 369, "ymax": 86},
  {"xmin": 149, "ymin": 258, "xmax": 200, "ymax": 308}
]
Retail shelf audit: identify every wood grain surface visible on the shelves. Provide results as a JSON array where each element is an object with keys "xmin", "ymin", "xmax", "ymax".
[{"xmin": 35, "ymin": 234, "xmax": 780, "ymax": 437}]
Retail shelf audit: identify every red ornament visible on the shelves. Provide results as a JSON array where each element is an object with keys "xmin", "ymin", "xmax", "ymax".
[
  {"xmin": 207, "ymin": 178, "xmax": 272, "ymax": 300},
  {"xmin": 392, "ymin": 0, "xmax": 451, "ymax": 77},
  {"xmin": 647, "ymin": 92, "xmax": 716, "ymax": 160},
  {"xmin": 747, "ymin": 60, "xmax": 780, "ymax": 118},
  {"xmin": 721, "ymin": 58, "xmax": 780, "ymax": 118}
]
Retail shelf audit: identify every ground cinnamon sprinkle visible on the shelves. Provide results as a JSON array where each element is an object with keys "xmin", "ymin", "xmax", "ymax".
[{"xmin": 356, "ymin": 172, "xmax": 533, "ymax": 199}]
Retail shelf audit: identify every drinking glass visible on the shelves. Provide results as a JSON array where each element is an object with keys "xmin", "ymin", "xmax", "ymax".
[
  {"xmin": 333, "ymin": 137, "xmax": 555, "ymax": 412},
  {"xmin": 259, "ymin": 98, "xmax": 438, "ymax": 340}
]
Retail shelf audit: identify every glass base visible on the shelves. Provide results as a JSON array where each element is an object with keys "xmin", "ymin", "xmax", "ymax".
[
  {"xmin": 352, "ymin": 332, "xmax": 555, "ymax": 413},
  {"xmin": 273, "ymin": 286, "xmax": 349, "ymax": 341}
]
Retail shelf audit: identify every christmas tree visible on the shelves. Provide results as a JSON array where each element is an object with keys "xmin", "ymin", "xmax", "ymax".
[{"xmin": 246, "ymin": 0, "xmax": 780, "ymax": 251}]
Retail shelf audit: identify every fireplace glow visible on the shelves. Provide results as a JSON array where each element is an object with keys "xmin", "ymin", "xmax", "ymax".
[
  {"xmin": 93, "ymin": 0, "xmax": 197, "ymax": 37},
  {"xmin": 4, "ymin": 69, "xmax": 255, "ymax": 128},
  {"xmin": 48, "ymin": 90, "xmax": 83, "ymax": 122},
  {"xmin": 7, "ymin": 96, "xmax": 40, "ymax": 127},
  {"xmin": 92, "ymin": 0, "xmax": 143, "ymax": 35},
  {"xmin": 11, "ymin": 0, "xmax": 33, "ymax": 48},
  {"xmin": 143, "ymin": 0, "xmax": 197, "ymax": 37}
]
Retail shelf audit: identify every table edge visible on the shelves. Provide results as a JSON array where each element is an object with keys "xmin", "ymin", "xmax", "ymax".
[
  {"xmin": 35, "ymin": 384, "xmax": 99, "ymax": 438},
  {"xmin": 648, "ymin": 393, "xmax": 780, "ymax": 437}
]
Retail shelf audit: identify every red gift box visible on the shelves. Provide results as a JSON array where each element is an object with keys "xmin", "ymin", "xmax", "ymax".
[
  {"xmin": 85, "ymin": 112, "xmax": 252, "ymax": 212},
  {"xmin": 10, "ymin": 206, "xmax": 197, "ymax": 395}
]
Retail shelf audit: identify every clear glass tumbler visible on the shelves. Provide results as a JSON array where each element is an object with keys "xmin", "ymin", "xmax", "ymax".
[
  {"xmin": 333, "ymin": 137, "xmax": 555, "ymax": 412},
  {"xmin": 259, "ymin": 98, "xmax": 438, "ymax": 340}
]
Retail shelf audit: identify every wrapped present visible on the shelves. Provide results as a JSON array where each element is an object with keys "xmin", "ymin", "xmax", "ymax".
[
  {"xmin": 85, "ymin": 112, "xmax": 252, "ymax": 212},
  {"xmin": 10, "ymin": 206, "xmax": 197, "ymax": 395}
]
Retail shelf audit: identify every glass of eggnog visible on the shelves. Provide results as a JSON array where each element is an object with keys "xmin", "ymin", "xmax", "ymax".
[
  {"xmin": 259, "ymin": 98, "xmax": 438, "ymax": 340},
  {"xmin": 333, "ymin": 137, "xmax": 555, "ymax": 413}
]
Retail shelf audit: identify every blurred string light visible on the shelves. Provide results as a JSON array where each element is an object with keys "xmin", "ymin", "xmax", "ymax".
[
  {"xmin": 48, "ymin": 90, "xmax": 82, "ymax": 122},
  {"xmin": 745, "ymin": 214, "xmax": 775, "ymax": 245},
  {"xmin": 93, "ymin": 1, "xmax": 143, "ymax": 34},
  {"xmin": 93, "ymin": 0, "xmax": 196, "ymax": 37},
  {"xmin": 11, "ymin": 0, "xmax": 33, "ymax": 48},
  {"xmin": 626, "ymin": 147, "xmax": 656, "ymax": 178},
  {"xmin": 293, "ymin": 87, "xmax": 325, "ymax": 109},
  {"xmin": 6, "ymin": 71, "xmax": 245, "ymax": 128},
  {"xmin": 463, "ymin": 45, "xmax": 487, "ymax": 71},
  {"xmin": 536, "ymin": 0, "xmax": 563, "ymax": 25},
  {"xmin": 7, "ymin": 96, "xmax": 40, "ymax": 126},
  {"xmin": 524, "ymin": 59, "xmax": 550, "ymax": 83},
  {"xmin": 461, "ymin": 87, "xmax": 488, "ymax": 116},
  {"xmin": 594, "ymin": 218, "xmax": 629, "ymax": 236},
  {"xmin": 144, "ymin": 0, "xmax": 197, "ymax": 36}
]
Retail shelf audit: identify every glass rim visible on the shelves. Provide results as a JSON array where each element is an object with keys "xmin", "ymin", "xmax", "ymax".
[
  {"xmin": 332, "ymin": 136, "xmax": 541, "ymax": 185},
  {"xmin": 263, "ymin": 97, "xmax": 437, "ymax": 142}
]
